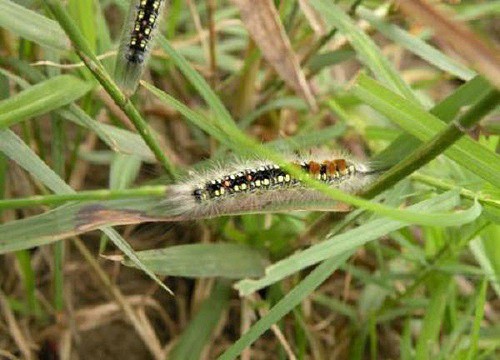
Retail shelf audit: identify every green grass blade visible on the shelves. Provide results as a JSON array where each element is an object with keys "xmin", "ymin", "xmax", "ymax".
[
  {"xmin": 415, "ymin": 275, "xmax": 453, "ymax": 360},
  {"xmin": 59, "ymin": 107, "xmax": 157, "ymax": 162},
  {"xmin": 357, "ymin": 7, "xmax": 476, "ymax": 81},
  {"xmin": 42, "ymin": 0, "xmax": 176, "ymax": 177},
  {"xmin": 68, "ymin": 0, "xmax": 96, "ymax": 52},
  {"xmin": 470, "ymin": 225, "xmax": 500, "ymax": 297},
  {"xmin": 0, "ymin": 129, "xmax": 173, "ymax": 294},
  {"xmin": 156, "ymin": 36, "xmax": 239, "ymax": 130},
  {"xmin": 0, "ymin": 0, "xmax": 69, "ymax": 50},
  {"xmin": 123, "ymin": 243, "xmax": 268, "ymax": 279},
  {"xmin": 0, "ymin": 75, "xmax": 93, "ymax": 129},
  {"xmin": 353, "ymin": 74, "xmax": 500, "ymax": 188},
  {"xmin": 235, "ymin": 190, "xmax": 461, "ymax": 296},
  {"xmin": 109, "ymin": 154, "xmax": 142, "ymax": 190},
  {"xmin": 372, "ymin": 75, "xmax": 491, "ymax": 168},
  {"xmin": 310, "ymin": 0, "xmax": 420, "ymax": 104},
  {"xmin": 467, "ymin": 278, "xmax": 488, "ymax": 359},
  {"xmin": 171, "ymin": 281, "xmax": 231, "ymax": 360},
  {"xmin": 219, "ymin": 252, "xmax": 352, "ymax": 360}
]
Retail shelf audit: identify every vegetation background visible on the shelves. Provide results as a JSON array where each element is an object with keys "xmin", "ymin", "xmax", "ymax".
[{"xmin": 0, "ymin": 0, "xmax": 499, "ymax": 359}]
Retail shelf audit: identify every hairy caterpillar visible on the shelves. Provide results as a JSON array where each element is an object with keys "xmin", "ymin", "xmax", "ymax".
[
  {"xmin": 115, "ymin": 0, "xmax": 166, "ymax": 95},
  {"xmin": 155, "ymin": 153, "xmax": 379, "ymax": 220}
]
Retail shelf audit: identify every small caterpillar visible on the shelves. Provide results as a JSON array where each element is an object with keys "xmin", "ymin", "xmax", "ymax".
[
  {"xmin": 157, "ymin": 153, "xmax": 378, "ymax": 220},
  {"xmin": 115, "ymin": 0, "xmax": 166, "ymax": 95}
]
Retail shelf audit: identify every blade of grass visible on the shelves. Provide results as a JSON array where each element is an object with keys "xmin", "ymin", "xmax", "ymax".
[
  {"xmin": 42, "ymin": 0, "xmax": 176, "ymax": 178},
  {"xmin": 415, "ymin": 275, "xmax": 453, "ymax": 360},
  {"xmin": 0, "ymin": 186, "xmax": 167, "ymax": 210},
  {"xmin": 467, "ymin": 278, "xmax": 488, "ymax": 359},
  {"xmin": 122, "ymin": 243, "xmax": 268, "ymax": 279},
  {"xmin": 362, "ymin": 87, "xmax": 500, "ymax": 198},
  {"xmin": 357, "ymin": 6, "xmax": 476, "ymax": 81},
  {"xmin": 234, "ymin": 190, "xmax": 461, "ymax": 295},
  {"xmin": 0, "ymin": 0, "xmax": 69, "ymax": 50},
  {"xmin": 310, "ymin": 0, "xmax": 420, "ymax": 104},
  {"xmin": 170, "ymin": 281, "xmax": 231, "ymax": 360},
  {"xmin": 0, "ymin": 129, "xmax": 173, "ymax": 294},
  {"xmin": 0, "ymin": 64, "xmax": 157, "ymax": 162},
  {"xmin": 219, "ymin": 252, "xmax": 352, "ymax": 360},
  {"xmin": 353, "ymin": 74, "xmax": 500, "ymax": 189},
  {"xmin": 397, "ymin": 0, "xmax": 500, "ymax": 89},
  {"xmin": 371, "ymin": 75, "xmax": 492, "ymax": 169},
  {"xmin": 470, "ymin": 226, "xmax": 500, "ymax": 297},
  {"xmin": 0, "ymin": 75, "xmax": 93, "ymax": 129}
]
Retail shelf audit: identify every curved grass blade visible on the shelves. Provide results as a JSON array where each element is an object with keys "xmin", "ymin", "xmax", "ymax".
[
  {"xmin": 219, "ymin": 252, "xmax": 351, "ymax": 360},
  {"xmin": 357, "ymin": 7, "xmax": 476, "ymax": 81},
  {"xmin": 310, "ymin": 0, "xmax": 420, "ymax": 104},
  {"xmin": 0, "ymin": 0, "xmax": 69, "ymax": 50},
  {"xmin": 123, "ymin": 243, "xmax": 268, "ymax": 279},
  {"xmin": 0, "ymin": 63, "xmax": 157, "ymax": 162},
  {"xmin": 353, "ymin": 74, "xmax": 500, "ymax": 189},
  {"xmin": 234, "ymin": 190, "xmax": 462, "ymax": 296},
  {"xmin": 0, "ymin": 75, "xmax": 93, "ymax": 129},
  {"xmin": 372, "ymin": 75, "xmax": 492, "ymax": 168},
  {"xmin": 0, "ymin": 129, "xmax": 173, "ymax": 294}
]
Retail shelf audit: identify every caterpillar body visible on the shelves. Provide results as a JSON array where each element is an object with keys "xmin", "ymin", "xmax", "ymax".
[
  {"xmin": 157, "ymin": 153, "xmax": 378, "ymax": 220},
  {"xmin": 115, "ymin": 0, "xmax": 166, "ymax": 95}
]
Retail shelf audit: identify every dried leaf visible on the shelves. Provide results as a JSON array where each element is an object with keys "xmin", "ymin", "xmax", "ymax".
[
  {"xmin": 232, "ymin": 0, "xmax": 318, "ymax": 110},
  {"xmin": 397, "ymin": 0, "xmax": 500, "ymax": 89}
]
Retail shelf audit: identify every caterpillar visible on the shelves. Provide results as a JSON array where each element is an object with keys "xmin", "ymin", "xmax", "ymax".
[
  {"xmin": 155, "ymin": 153, "xmax": 379, "ymax": 220},
  {"xmin": 114, "ymin": 0, "xmax": 166, "ymax": 95}
]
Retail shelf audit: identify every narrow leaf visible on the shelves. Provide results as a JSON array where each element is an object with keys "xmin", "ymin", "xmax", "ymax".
[
  {"xmin": 0, "ymin": 75, "xmax": 93, "ymax": 129},
  {"xmin": 123, "ymin": 243, "xmax": 268, "ymax": 279},
  {"xmin": 0, "ymin": 0, "xmax": 69, "ymax": 50}
]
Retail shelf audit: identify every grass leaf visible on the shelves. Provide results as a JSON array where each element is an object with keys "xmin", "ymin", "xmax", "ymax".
[
  {"xmin": 0, "ymin": 75, "xmax": 93, "ymax": 129},
  {"xmin": 353, "ymin": 74, "xmax": 500, "ymax": 188},
  {"xmin": 0, "ymin": 0, "xmax": 69, "ymax": 50},
  {"xmin": 123, "ymin": 243, "xmax": 268, "ymax": 279}
]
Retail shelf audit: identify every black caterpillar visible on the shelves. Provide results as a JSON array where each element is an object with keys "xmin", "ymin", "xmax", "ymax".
[
  {"xmin": 126, "ymin": 0, "xmax": 163, "ymax": 64},
  {"xmin": 193, "ymin": 159, "xmax": 357, "ymax": 203}
]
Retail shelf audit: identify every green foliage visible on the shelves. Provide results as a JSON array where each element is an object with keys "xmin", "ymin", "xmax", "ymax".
[{"xmin": 0, "ymin": 0, "xmax": 498, "ymax": 358}]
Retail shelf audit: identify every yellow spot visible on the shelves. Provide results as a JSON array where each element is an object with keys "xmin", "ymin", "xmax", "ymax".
[
  {"xmin": 214, "ymin": 190, "xmax": 220, "ymax": 196},
  {"xmin": 144, "ymin": 27, "xmax": 151, "ymax": 35},
  {"xmin": 277, "ymin": 175, "xmax": 284, "ymax": 182},
  {"xmin": 220, "ymin": 188, "xmax": 225, "ymax": 195},
  {"xmin": 263, "ymin": 179, "xmax": 270, "ymax": 186},
  {"xmin": 284, "ymin": 174, "xmax": 291, "ymax": 182},
  {"xmin": 255, "ymin": 180, "xmax": 261, "ymax": 187},
  {"xmin": 233, "ymin": 185, "xmax": 240, "ymax": 192},
  {"xmin": 240, "ymin": 183, "xmax": 247, "ymax": 190}
]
